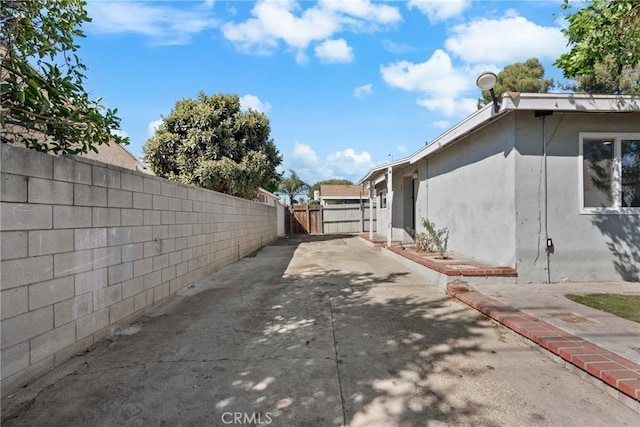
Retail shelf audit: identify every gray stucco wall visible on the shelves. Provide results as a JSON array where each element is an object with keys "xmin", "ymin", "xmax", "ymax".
[
  {"xmin": 0, "ymin": 144, "xmax": 277, "ymax": 395},
  {"xmin": 514, "ymin": 111, "xmax": 640, "ymax": 282},
  {"xmin": 421, "ymin": 115, "xmax": 518, "ymax": 267}
]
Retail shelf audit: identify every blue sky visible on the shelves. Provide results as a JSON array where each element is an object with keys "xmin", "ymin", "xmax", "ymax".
[{"xmin": 79, "ymin": 0, "xmax": 570, "ymax": 184}]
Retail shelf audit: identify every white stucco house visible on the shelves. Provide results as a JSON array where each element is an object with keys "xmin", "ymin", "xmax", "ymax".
[{"xmin": 359, "ymin": 93, "xmax": 639, "ymax": 283}]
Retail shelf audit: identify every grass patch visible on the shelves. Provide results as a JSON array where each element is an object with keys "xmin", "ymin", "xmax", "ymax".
[{"xmin": 565, "ymin": 293, "xmax": 640, "ymax": 323}]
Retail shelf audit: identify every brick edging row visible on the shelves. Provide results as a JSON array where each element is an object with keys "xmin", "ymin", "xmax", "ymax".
[
  {"xmin": 446, "ymin": 282, "xmax": 640, "ymax": 402},
  {"xmin": 387, "ymin": 246, "xmax": 517, "ymax": 277}
]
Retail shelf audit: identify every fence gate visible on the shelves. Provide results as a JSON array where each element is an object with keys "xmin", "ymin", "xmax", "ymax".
[
  {"xmin": 286, "ymin": 205, "xmax": 322, "ymax": 234},
  {"xmin": 285, "ymin": 202, "xmax": 376, "ymax": 235}
]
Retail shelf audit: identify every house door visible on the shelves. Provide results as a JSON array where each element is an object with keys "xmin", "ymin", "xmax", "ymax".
[{"xmin": 403, "ymin": 176, "xmax": 417, "ymax": 232}]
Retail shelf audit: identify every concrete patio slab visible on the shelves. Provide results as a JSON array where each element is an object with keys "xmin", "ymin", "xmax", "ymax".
[{"xmin": 2, "ymin": 236, "xmax": 637, "ymax": 426}]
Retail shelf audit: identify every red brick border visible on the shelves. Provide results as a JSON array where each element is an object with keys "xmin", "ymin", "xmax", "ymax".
[
  {"xmin": 446, "ymin": 283, "xmax": 640, "ymax": 402},
  {"xmin": 386, "ymin": 245, "xmax": 517, "ymax": 277}
]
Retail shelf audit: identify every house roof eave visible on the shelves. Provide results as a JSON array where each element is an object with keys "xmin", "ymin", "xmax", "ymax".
[
  {"xmin": 409, "ymin": 93, "xmax": 640, "ymax": 165},
  {"xmin": 357, "ymin": 157, "xmax": 411, "ymax": 185}
]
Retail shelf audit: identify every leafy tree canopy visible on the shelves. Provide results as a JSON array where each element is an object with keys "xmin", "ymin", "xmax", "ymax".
[
  {"xmin": 144, "ymin": 92, "xmax": 281, "ymax": 200},
  {"xmin": 1, "ymin": 0, "xmax": 127, "ymax": 154},
  {"xmin": 307, "ymin": 179, "xmax": 353, "ymax": 203},
  {"xmin": 554, "ymin": 0, "xmax": 640, "ymax": 94},
  {"xmin": 478, "ymin": 58, "xmax": 553, "ymax": 107},
  {"xmin": 564, "ymin": 54, "xmax": 640, "ymax": 95},
  {"xmin": 277, "ymin": 170, "xmax": 309, "ymax": 206}
]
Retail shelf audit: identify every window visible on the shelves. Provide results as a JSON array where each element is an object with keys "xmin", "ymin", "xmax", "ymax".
[
  {"xmin": 579, "ymin": 133, "xmax": 640, "ymax": 213},
  {"xmin": 379, "ymin": 190, "xmax": 387, "ymax": 209}
]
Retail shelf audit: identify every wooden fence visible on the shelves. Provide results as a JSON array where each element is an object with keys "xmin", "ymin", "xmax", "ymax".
[
  {"xmin": 286, "ymin": 205, "xmax": 322, "ymax": 234},
  {"xmin": 285, "ymin": 202, "xmax": 376, "ymax": 234}
]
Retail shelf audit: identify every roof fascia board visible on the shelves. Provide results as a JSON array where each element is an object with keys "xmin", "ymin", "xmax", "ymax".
[
  {"xmin": 501, "ymin": 93, "xmax": 640, "ymax": 112},
  {"xmin": 409, "ymin": 94, "xmax": 639, "ymax": 166},
  {"xmin": 373, "ymin": 174, "xmax": 386, "ymax": 185},
  {"xmin": 358, "ymin": 157, "xmax": 410, "ymax": 185}
]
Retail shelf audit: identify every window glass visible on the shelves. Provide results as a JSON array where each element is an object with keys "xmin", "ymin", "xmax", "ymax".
[
  {"xmin": 379, "ymin": 190, "xmax": 387, "ymax": 209},
  {"xmin": 622, "ymin": 139, "xmax": 640, "ymax": 207},
  {"xmin": 583, "ymin": 139, "xmax": 614, "ymax": 208}
]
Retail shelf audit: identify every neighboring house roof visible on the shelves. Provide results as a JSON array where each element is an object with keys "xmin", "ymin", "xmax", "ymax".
[
  {"xmin": 80, "ymin": 142, "xmax": 153, "ymax": 174},
  {"xmin": 256, "ymin": 187, "xmax": 282, "ymax": 204},
  {"xmin": 320, "ymin": 185, "xmax": 363, "ymax": 198},
  {"xmin": 359, "ymin": 93, "xmax": 639, "ymax": 185},
  {"xmin": 1, "ymin": 45, "xmax": 152, "ymax": 175}
]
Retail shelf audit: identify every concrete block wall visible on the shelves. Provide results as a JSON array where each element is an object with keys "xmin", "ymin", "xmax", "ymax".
[{"xmin": 0, "ymin": 143, "xmax": 277, "ymax": 396}]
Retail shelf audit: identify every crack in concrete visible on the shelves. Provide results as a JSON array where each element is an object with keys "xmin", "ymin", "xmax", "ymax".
[
  {"xmin": 329, "ymin": 296, "xmax": 347, "ymax": 427},
  {"xmin": 73, "ymin": 356, "xmax": 336, "ymax": 376},
  {"xmin": 1, "ymin": 361, "xmax": 89, "ymax": 424}
]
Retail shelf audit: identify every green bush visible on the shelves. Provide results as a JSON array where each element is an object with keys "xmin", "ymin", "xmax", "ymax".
[
  {"xmin": 408, "ymin": 218, "xmax": 449, "ymax": 258},
  {"xmin": 423, "ymin": 219, "xmax": 449, "ymax": 259},
  {"xmin": 405, "ymin": 226, "xmax": 436, "ymax": 253}
]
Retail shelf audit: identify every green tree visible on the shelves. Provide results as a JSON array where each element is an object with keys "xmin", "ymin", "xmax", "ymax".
[
  {"xmin": 478, "ymin": 58, "xmax": 553, "ymax": 107},
  {"xmin": 1, "ymin": 0, "xmax": 127, "ymax": 154},
  {"xmin": 144, "ymin": 92, "xmax": 282, "ymax": 200},
  {"xmin": 554, "ymin": 0, "xmax": 640, "ymax": 94},
  {"xmin": 307, "ymin": 179, "xmax": 353, "ymax": 204},
  {"xmin": 565, "ymin": 54, "xmax": 640, "ymax": 94},
  {"xmin": 277, "ymin": 170, "xmax": 309, "ymax": 206}
]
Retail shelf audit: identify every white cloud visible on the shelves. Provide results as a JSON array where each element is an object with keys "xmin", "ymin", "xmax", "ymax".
[
  {"xmin": 87, "ymin": 1, "xmax": 218, "ymax": 45},
  {"xmin": 320, "ymin": 0, "xmax": 401, "ymax": 24},
  {"xmin": 408, "ymin": 0, "xmax": 470, "ymax": 23},
  {"xmin": 433, "ymin": 120, "xmax": 451, "ymax": 129},
  {"xmin": 240, "ymin": 94, "xmax": 272, "ymax": 113},
  {"xmin": 327, "ymin": 148, "xmax": 374, "ymax": 176},
  {"xmin": 381, "ymin": 50, "xmax": 487, "ymax": 117},
  {"xmin": 222, "ymin": 0, "xmax": 400, "ymax": 60},
  {"xmin": 353, "ymin": 83, "xmax": 373, "ymax": 98},
  {"xmin": 289, "ymin": 143, "xmax": 374, "ymax": 183},
  {"xmin": 292, "ymin": 142, "xmax": 320, "ymax": 166},
  {"xmin": 417, "ymin": 96, "xmax": 477, "ymax": 117},
  {"xmin": 315, "ymin": 38, "xmax": 354, "ymax": 63},
  {"xmin": 112, "ymin": 129, "xmax": 129, "ymax": 139},
  {"xmin": 381, "ymin": 39, "xmax": 414, "ymax": 54},
  {"xmin": 295, "ymin": 51, "xmax": 309, "ymax": 65},
  {"xmin": 222, "ymin": 1, "xmax": 339, "ymax": 54},
  {"xmin": 445, "ymin": 14, "xmax": 566, "ymax": 64},
  {"xmin": 148, "ymin": 119, "xmax": 163, "ymax": 137},
  {"xmin": 381, "ymin": 49, "xmax": 470, "ymax": 98},
  {"xmin": 380, "ymin": 12, "xmax": 565, "ymax": 121},
  {"xmin": 397, "ymin": 145, "xmax": 407, "ymax": 153}
]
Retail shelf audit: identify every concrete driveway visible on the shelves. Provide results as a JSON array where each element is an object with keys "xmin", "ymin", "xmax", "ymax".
[{"xmin": 2, "ymin": 236, "xmax": 637, "ymax": 426}]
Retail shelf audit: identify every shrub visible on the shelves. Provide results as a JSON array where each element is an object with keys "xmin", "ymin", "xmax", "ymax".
[
  {"xmin": 422, "ymin": 219, "xmax": 449, "ymax": 259},
  {"xmin": 406, "ymin": 226, "xmax": 436, "ymax": 253}
]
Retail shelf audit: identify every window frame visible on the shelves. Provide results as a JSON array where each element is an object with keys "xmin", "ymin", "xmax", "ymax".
[
  {"xmin": 578, "ymin": 132, "xmax": 640, "ymax": 215},
  {"xmin": 378, "ymin": 189, "xmax": 387, "ymax": 209}
]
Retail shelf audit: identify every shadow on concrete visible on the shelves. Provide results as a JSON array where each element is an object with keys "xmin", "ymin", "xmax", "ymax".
[{"xmin": 2, "ymin": 235, "xmax": 495, "ymax": 426}]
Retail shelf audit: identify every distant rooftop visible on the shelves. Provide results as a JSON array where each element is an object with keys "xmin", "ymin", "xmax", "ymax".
[{"xmin": 320, "ymin": 184, "xmax": 363, "ymax": 198}]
